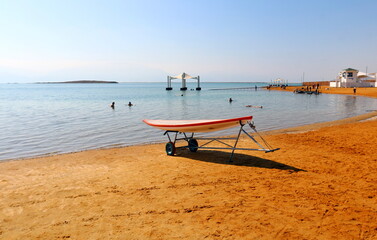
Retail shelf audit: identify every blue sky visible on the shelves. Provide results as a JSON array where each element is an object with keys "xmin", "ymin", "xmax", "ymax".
[{"xmin": 0, "ymin": 0, "xmax": 376, "ymax": 83}]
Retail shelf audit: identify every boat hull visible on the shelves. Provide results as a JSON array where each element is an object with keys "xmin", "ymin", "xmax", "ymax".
[{"xmin": 143, "ymin": 116, "xmax": 253, "ymax": 133}]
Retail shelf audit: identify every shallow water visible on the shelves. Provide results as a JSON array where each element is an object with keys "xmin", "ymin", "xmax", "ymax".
[{"xmin": 1, "ymin": 82, "xmax": 376, "ymax": 161}]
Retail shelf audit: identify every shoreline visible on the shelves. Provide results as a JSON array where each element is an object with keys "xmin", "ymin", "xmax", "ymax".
[
  {"xmin": 262, "ymin": 109, "xmax": 377, "ymax": 135},
  {"xmin": 2, "ymin": 109, "xmax": 377, "ymax": 164},
  {"xmin": 268, "ymin": 85, "xmax": 377, "ymax": 98}
]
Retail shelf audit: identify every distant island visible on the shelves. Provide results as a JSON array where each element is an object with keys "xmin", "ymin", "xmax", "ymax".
[{"xmin": 36, "ymin": 80, "xmax": 118, "ymax": 84}]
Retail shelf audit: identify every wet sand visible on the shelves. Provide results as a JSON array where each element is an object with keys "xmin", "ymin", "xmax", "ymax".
[{"xmin": 1, "ymin": 108, "xmax": 377, "ymax": 239}]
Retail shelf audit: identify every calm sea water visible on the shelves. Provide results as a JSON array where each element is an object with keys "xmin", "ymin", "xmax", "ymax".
[{"xmin": 1, "ymin": 82, "xmax": 376, "ymax": 161}]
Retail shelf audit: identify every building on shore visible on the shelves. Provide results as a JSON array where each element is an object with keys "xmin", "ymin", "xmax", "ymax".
[
  {"xmin": 270, "ymin": 78, "xmax": 288, "ymax": 86},
  {"xmin": 330, "ymin": 68, "xmax": 377, "ymax": 88}
]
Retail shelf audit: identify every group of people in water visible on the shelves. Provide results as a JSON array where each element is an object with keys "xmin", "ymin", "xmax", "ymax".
[
  {"xmin": 266, "ymin": 84, "xmax": 288, "ymax": 90},
  {"xmin": 294, "ymin": 84, "xmax": 321, "ymax": 94},
  {"xmin": 110, "ymin": 101, "xmax": 133, "ymax": 109}
]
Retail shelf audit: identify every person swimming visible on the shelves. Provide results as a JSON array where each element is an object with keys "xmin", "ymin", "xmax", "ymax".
[
  {"xmin": 110, "ymin": 102, "xmax": 115, "ymax": 108},
  {"xmin": 128, "ymin": 101, "xmax": 133, "ymax": 106},
  {"xmin": 245, "ymin": 105, "xmax": 263, "ymax": 108},
  {"xmin": 229, "ymin": 98, "xmax": 233, "ymax": 103}
]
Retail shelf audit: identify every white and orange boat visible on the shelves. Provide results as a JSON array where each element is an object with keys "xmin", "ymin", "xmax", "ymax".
[
  {"xmin": 143, "ymin": 116, "xmax": 252, "ymax": 133},
  {"xmin": 143, "ymin": 116, "xmax": 279, "ymax": 161}
]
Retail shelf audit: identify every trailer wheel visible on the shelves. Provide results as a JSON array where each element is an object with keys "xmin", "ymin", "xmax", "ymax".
[
  {"xmin": 188, "ymin": 139, "xmax": 198, "ymax": 152},
  {"xmin": 165, "ymin": 142, "xmax": 176, "ymax": 156}
]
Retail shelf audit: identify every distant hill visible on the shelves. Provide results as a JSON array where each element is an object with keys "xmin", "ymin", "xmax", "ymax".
[{"xmin": 36, "ymin": 80, "xmax": 118, "ymax": 84}]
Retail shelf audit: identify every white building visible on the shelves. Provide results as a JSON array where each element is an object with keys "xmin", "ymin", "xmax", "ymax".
[
  {"xmin": 271, "ymin": 78, "xmax": 288, "ymax": 86},
  {"xmin": 330, "ymin": 68, "xmax": 377, "ymax": 87}
]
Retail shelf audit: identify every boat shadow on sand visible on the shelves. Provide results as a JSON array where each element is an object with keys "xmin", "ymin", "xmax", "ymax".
[{"xmin": 176, "ymin": 150, "xmax": 305, "ymax": 172}]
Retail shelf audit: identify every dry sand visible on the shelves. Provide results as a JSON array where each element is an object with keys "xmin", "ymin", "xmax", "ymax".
[{"xmin": 1, "ymin": 97, "xmax": 377, "ymax": 239}]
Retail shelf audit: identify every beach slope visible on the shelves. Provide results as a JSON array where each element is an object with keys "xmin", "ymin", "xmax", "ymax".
[{"xmin": 1, "ymin": 118, "xmax": 376, "ymax": 239}]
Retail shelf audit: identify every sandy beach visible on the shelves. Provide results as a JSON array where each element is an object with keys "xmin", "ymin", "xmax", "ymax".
[
  {"xmin": 269, "ymin": 86, "xmax": 377, "ymax": 98},
  {"xmin": 1, "ymin": 103, "xmax": 377, "ymax": 239}
]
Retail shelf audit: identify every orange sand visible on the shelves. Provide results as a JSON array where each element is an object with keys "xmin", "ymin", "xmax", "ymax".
[
  {"xmin": 269, "ymin": 86, "xmax": 377, "ymax": 98},
  {"xmin": 1, "ymin": 112, "xmax": 377, "ymax": 239}
]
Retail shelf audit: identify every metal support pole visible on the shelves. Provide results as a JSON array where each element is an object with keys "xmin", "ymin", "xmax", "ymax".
[
  {"xmin": 229, "ymin": 124, "xmax": 244, "ymax": 162},
  {"xmin": 180, "ymin": 78, "xmax": 187, "ymax": 90},
  {"xmin": 196, "ymin": 76, "xmax": 201, "ymax": 90},
  {"xmin": 166, "ymin": 76, "xmax": 173, "ymax": 90}
]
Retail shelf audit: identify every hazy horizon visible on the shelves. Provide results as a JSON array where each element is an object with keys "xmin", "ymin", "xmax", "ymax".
[{"xmin": 1, "ymin": 0, "xmax": 377, "ymax": 83}]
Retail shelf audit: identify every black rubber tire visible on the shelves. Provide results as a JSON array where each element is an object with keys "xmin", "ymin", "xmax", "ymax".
[
  {"xmin": 165, "ymin": 142, "xmax": 176, "ymax": 156},
  {"xmin": 188, "ymin": 139, "xmax": 198, "ymax": 152}
]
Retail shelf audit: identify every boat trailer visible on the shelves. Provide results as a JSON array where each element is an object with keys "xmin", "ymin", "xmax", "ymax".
[{"xmin": 162, "ymin": 121, "xmax": 279, "ymax": 162}]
